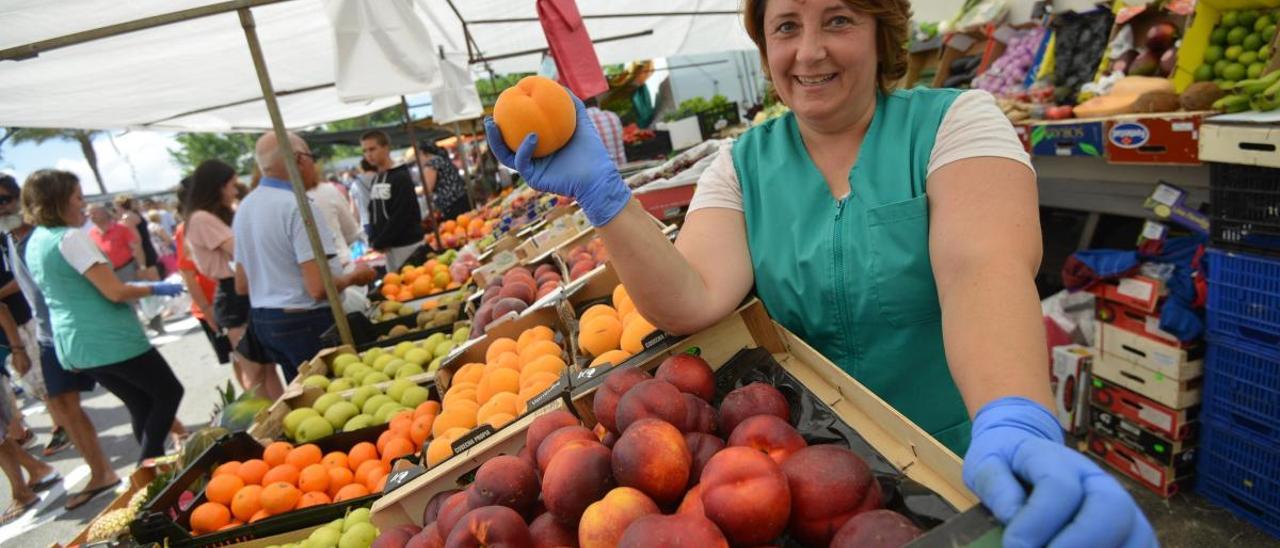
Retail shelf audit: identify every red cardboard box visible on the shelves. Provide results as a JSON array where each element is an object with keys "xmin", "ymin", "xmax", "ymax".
[
  {"xmin": 1087, "ymin": 431, "xmax": 1194, "ymax": 497},
  {"xmin": 1051, "ymin": 345, "xmax": 1093, "ymax": 435},
  {"xmin": 1093, "ymin": 353, "xmax": 1202, "ymax": 409},
  {"xmin": 1088, "ymin": 275, "xmax": 1164, "ymax": 314},
  {"xmin": 1090, "ymin": 376, "xmax": 1199, "ymax": 440},
  {"xmin": 1104, "ymin": 114, "xmax": 1204, "ymax": 165},
  {"xmin": 1096, "ymin": 299, "xmax": 1186, "ymax": 347},
  {"xmin": 1089, "ymin": 405, "xmax": 1196, "ymax": 468}
]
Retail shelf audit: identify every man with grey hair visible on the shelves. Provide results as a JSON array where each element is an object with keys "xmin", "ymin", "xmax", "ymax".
[{"xmin": 233, "ymin": 131, "xmax": 375, "ymax": 381}]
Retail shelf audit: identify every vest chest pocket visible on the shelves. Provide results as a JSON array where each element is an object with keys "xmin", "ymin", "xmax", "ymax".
[{"xmin": 866, "ymin": 195, "xmax": 941, "ymax": 326}]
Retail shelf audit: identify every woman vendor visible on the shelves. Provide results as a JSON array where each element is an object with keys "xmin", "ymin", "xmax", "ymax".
[{"xmin": 484, "ymin": 0, "xmax": 1155, "ymax": 546}]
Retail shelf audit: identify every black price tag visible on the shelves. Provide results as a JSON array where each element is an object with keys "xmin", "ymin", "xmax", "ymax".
[
  {"xmin": 383, "ymin": 465, "xmax": 426, "ymax": 493},
  {"xmin": 527, "ymin": 378, "xmax": 567, "ymax": 411}
]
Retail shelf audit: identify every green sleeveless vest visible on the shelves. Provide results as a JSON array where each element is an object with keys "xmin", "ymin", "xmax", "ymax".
[
  {"xmin": 26, "ymin": 226, "xmax": 151, "ymax": 370},
  {"xmin": 733, "ymin": 88, "xmax": 971, "ymax": 454}
]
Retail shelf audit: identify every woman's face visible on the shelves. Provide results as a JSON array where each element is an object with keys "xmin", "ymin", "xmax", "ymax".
[
  {"xmin": 763, "ymin": 0, "xmax": 879, "ymax": 129},
  {"xmin": 222, "ymin": 176, "xmax": 238, "ymax": 207},
  {"xmin": 64, "ymin": 185, "xmax": 86, "ymax": 226}
]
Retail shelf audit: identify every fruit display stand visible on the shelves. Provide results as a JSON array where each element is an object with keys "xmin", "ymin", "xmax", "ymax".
[
  {"xmin": 563, "ymin": 263, "xmax": 683, "ymax": 372},
  {"xmin": 368, "ymin": 299, "xmax": 984, "ymax": 543},
  {"xmin": 247, "ymin": 373, "xmax": 439, "ymax": 446}
]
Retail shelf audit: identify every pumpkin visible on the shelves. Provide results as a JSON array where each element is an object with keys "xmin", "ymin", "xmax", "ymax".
[{"xmin": 493, "ymin": 76, "xmax": 577, "ymax": 157}]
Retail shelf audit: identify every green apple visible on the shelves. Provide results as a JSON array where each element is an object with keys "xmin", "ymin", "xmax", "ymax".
[
  {"xmin": 372, "ymin": 354, "xmax": 396, "ymax": 372},
  {"xmin": 327, "ymin": 518, "xmax": 345, "ymax": 530},
  {"xmin": 360, "ymin": 371, "xmax": 391, "ymax": 387},
  {"xmin": 374, "ymin": 402, "xmax": 405, "ymax": 423},
  {"xmin": 323, "ymin": 401, "xmax": 359, "ymax": 429},
  {"xmin": 395, "ymin": 363, "xmax": 425, "ymax": 379},
  {"xmin": 283, "ymin": 408, "xmax": 321, "ymax": 438},
  {"xmin": 343, "ymin": 414, "xmax": 375, "ymax": 432},
  {"xmin": 301, "ymin": 374, "xmax": 330, "ymax": 391},
  {"xmin": 452, "ymin": 326, "xmax": 470, "ymax": 343},
  {"xmin": 349, "ymin": 386, "xmax": 380, "ymax": 410},
  {"xmin": 343, "ymin": 364, "xmax": 370, "ymax": 380},
  {"xmin": 361, "ymin": 347, "xmax": 383, "ymax": 366},
  {"xmin": 326, "ymin": 378, "xmax": 354, "ymax": 394},
  {"xmin": 404, "ymin": 348, "xmax": 431, "ymax": 366},
  {"xmin": 338, "ymin": 522, "xmax": 377, "ymax": 548},
  {"xmin": 386, "ymin": 379, "xmax": 414, "ymax": 402},
  {"xmin": 309, "ymin": 526, "xmax": 342, "ymax": 546},
  {"xmin": 393, "ymin": 341, "xmax": 416, "ymax": 358},
  {"xmin": 331, "ymin": 353, "xmax": 359, "ymax": 376},
  {"xmin": 422, "ymin": 332, "xmax": 447, "ymax": 350},
  {"xmin": 433, "ymin": 341, "xmax": 456, "ymax": 359},
  {"xmin": 361, "ymin": 395, "xmax": 393, "ymax": 416},
  {"xmin": 295, "ymin": 416, "xmax": 334, "ymax": 442},
  {"xmin": 427, "ymin": 356, "xmax": 444, "ymax": 373},
  {"xmin": 344, "ymin": 508, "xmax": 371, "ymax": 528},
  {"xmin": 382, "ymin": 359, "xmax": 406, "ymax": 379},
  {"xmin": 311, "ymin": 393, "xmax": 342, "ymax": 415},
  {"xmin": 399, "ymin": 386, "xmax": 431, "ymax": 408}
]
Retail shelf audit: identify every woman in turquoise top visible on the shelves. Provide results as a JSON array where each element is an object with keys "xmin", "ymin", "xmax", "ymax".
[
  {"xmin": 21, "ymin": 169, "xmax": 187, "ymax": 464},
  {"xmin": 485, "ymin": 1, "xmax": 1156, "ymax": 546}
]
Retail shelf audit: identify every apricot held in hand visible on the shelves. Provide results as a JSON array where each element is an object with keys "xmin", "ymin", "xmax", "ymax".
[{"xmin": 493, "ymin": 76, "xmax": 576, "ymax": 158}]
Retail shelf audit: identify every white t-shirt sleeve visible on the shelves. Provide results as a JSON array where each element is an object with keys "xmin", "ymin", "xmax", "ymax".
[
  {"xmin": 928, "ymin": 90, "xmax": 1033, "ymax": 177},
  {"xmin": 687, "ymin": 142, "xmax": 744, "ymax": 213},
  {"xmin": 59, "ymin": 230, "xmax": 109, "ymax": 274}
]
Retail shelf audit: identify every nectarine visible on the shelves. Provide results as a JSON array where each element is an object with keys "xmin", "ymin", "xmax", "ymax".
[
  {"xmin": 468, "ymin": 455, "xmax": 539, "ymax": 516},
  {"xmin": 782, "ymin": 444, "xmax": 883, "ymax": 546},
  {"xmin": 616, "ymin": 513, "xmax": 729, "ymax": 548},
  {"xmin": 578, "ymin": 487, "xmax": 659, "ymax": 548},
  {"xmin": 614, "ymin": 379, "xmax": 687, "ymax": 435},
  {"xmin": 592, "ymin": 367, "xmax": 652, "ymax": 434},
  {"xmin": 718, "ymin": 382, "xmax": 790, "ymax": 436},
  {"xmin": 611, "ymin": 418, "xmax": 692, "ymax": 506},
  {"xmin": 829, "ymin": 509, "xmax": 922, "ymax": 548},
  {"xmin": 727, "ymin": 414, "xmax": 807, "ymax": 464},
  {"xmin": 542, "ymin": 443, "xmax": 614, "ymax": 525},
  {"xmin": 444, "ymin": 505, "xmax": 532, "ymax": 547},
  {"xmin": 699, "ymin": 446, "xmax": 791, "ymax": 546},
  {"xmin": 655, "ymin": 354, "xmax": 716, "ymax": 402}
]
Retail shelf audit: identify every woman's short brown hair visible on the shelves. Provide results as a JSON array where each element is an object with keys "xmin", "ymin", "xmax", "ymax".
[
  {"xmin": 742, "ymin": 0, "xmax": 911, "ymax": 93},
  {"xmin": 22, "ymin": 169, "xmax": 81, "ymax": 227}
]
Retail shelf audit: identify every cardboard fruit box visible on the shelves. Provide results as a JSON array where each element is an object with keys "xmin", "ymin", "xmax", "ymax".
[
  {"xmin": 1090, "ymin": 405, "xmax": 1197, "ymax": 468},
  {"xmin": 1100, "ymin": 322, "xmax": 1205, "ymax": 380},
  {"xmin": 1093, "ymin": 352, "xmax": 1204, "ymax": 409},
  {"xmin": 369, "ymin": 299, "xmax": 983, "ymax": 539},
  {"xmin": 247, "ymin": 375, "xmax": 439, "ymax": 446},
  {"xmin": 1087, "ymin": 431, "xmax": 1195, "ymax": 497},
  {"xmin": 1090, "ymin": 375, "xmax": 1200, "ymax": 440},
  {"xmin": 562, "ymin": 262, "xmax": 684, "ymax": 374}
]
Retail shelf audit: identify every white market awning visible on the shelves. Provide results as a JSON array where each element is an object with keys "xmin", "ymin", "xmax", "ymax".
[{"xmin": 0, "ymin": 0, "xmax": 757, "ymax": 132}]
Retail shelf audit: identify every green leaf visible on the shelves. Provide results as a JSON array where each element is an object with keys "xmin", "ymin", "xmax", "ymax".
[{"xmin": 1079, "ymin": 142, "xmax": 1100, "ymax": 157}]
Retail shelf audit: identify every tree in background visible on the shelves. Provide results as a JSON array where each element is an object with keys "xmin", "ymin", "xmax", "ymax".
[
  {"xmin": 0, "ymin": 128, "xmax": 107, "ymax": 194},
  {"xmin": 169, "ymin": 132, "xmax": 257, "ymax": 174}
]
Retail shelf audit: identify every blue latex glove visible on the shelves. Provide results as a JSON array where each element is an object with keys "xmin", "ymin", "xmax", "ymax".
[
  {"xmin": 964, "ymin": 397, "xmax": 1157, "ymax": 548},
  {"xmin": 134, "ymin": 282, "xmax": 184, "ymax": 297},
  {"xmin": 484, "ymin": 93, "xmax": 631, "ymax": 227}
]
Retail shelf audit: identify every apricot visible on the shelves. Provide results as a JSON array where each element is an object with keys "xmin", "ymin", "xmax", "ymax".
[
  {"xmin": 589, "ymin": 349, "xmax": 632, "ymax": 368},
  {"xmin": 519, "ymin": 355, "xmax": 566, "ymax": 386},
  {"xmin": 727, "ymin": 414, "xmax": 808, "ymax": 464},
  {"xmin": 578, "ymin": 315, "xmax": 623, "ymax": 357},
  {"xmin": 528, "ymin": 512, "xmax": 579, "ymax": 548},
  {"xmin": 783, "ymin": 444, "xmax": 883, "ymax": 546},
  {"xmin": 611, "ymin": 418, "xmax": 691, "ymax": 506},
  {"xmin": 700, "ymin": 446, "xmax": 791, "ymax": 546},
  {"xmin": 616, "ymin": 513, "xmax": 728, "ymax": 548},
  {"xmin": 484, "ymin": 338, "xmax": 518, "ymax": 364},
  {"xmin": 579, "ymin": 487, "xmax": 660, "ymax": 548},
  {"xmin": 475, "ymin": 368, "xmax": 520, "ymax": 404},
  {"xmin": 684, "ymin": 432, "xmax": 726, "ymax": 487},
  {"xmin": 718, "ymin": 382, "xmax": 791, "ymax": 436},
  {"xmin": 591, "ymin": 367, "xmax": 651, "ymax": 434},
  {"xmin": 614, "ymin": 379, "xmax": 687, "ymax": 435},
  {"xmin": 535, "ymin": 426, "xmax": 599, "ymax": 474},
  {"xmin": 526, "ymin": 410, "xmax": 580, "ymax": 455},
  {"xmin": 619, "ymin": 317, "xmax": 657, "ymax": 354},
  {"xmin": 830, "ymin": 509, "xmax": 923, "ymax": 548},
  {"xmin": 432, "ymin": 410, "xmax": 477, "ymax": 439},
  {"xmin": 682, "ymin": 394, "xmax": 718, "ymax": 435},
  {"xmin": 445, "ymin": 505, "xmax": 532, "ymax": 547},
  {"xmin": 542, "ymin": 443, "xmax": 614, "ymax": 525},
  {"xmin": 468, "ymin": 456, "xmax": 539, "ymax": 516},
  {"xmin": 655, "ymin": 354, "xmax": 716, "ymax": 402},
  {"xmin": 518, "ymin": 340, "xmax": 562, "ymax": 368}
]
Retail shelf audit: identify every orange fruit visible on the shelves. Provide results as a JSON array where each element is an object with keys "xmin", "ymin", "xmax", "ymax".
[
  {"xmin": 389, "ymin": 414, "xmax": 413, "ymax": 436},
  {"xmin": 476, "ymin": 368, "xmax": 520, "ymax": 404},
  {"xmin": 296, "ymin": 491, "xmax": 332, "ymax": 509},
  {"xmin": 414, "ymin": 401, "xmax": 442, "ymax": 418},
  {"xmin": 516, "ymin": 326, "xmax": 555, "ymax": 352},
  {"xmin": 218, "ymin": 520, "xmax": 244, "ymax": 531},
  {"xmin": 262, "ymin": 464, "xmax": 299, "ymax": 486},
  {"xmin": 578, "ymin": 315, "xmax": 622, "ymax": 357},
  {"xmin": 260, "ymin": 482, "xmax": 301, "ymax": 514},
  {"xmin": 190, "ymin": 502, "xmax": 231, "ymax": 534},
  {"xmin": 377, "ymin": 430, "xmax": 396, "ymax": 455},
  {"xmin": 367, "ymin": 471, "xmax": 389, "ymax": 493},
  {"xmin": 355, "ymin": 459, "xmax": 390, "ymax": 487},
  {"xmin": 321, "ymin": 452, "xmax": 348, "ymax": 471},
  {"xmin": 382, "ymin": 284, "xmax": 401, "ymax": 299},
  {"xmin": 213, "ymin": 461, "xmax": 241, "ymax": 478},
  {"xmin": 410, "ymin": 414, "xmax": 435, "ymax": 446},
  {"xmin": 285, "ymin": 444, "xmax": 323, "ymax": 470},
  {"xmin": 237, "ymin": 459, "xmax": 270, "ymax": 486},
  {"xmin": 249, "ymin": 508, "xmax": 271, "ymax": 523},
  {"xmin": 485, "ymin": 338, "xmax": 519, "ymax": 364},
  {"xmin": 263, "ymin": 441, "xmax": 293, "ymax": 467},
  {"xmin": 412, "ymin": 276, "xmax": 434, "ymax": 297},
  {"xmin": 493, "ymin": 76, "xmax": 576, "ymax": 157},
  {"xmin": 383, "ymin": 273, "xmax": 401, "ymax": 287},
  {"xmin": 589, "ymin": 349, "xmax": 632, "ymax": 368},
  {"xmin": 432, "ymin": 410, "xmax": 477, "ymax": 438},
  {"xmin": 347, "ymin": 442, "xmax": 378, "ymax": 472},
  {"xmin": 620, "ymin": 316, "xmax": 657, "ymax": 353},
  {"xmin": 519, "ymin": 355, "xmax": 566, "ymax": 386},
  {"xmin": 457, "ymin": 214, "xmax": 472, "ymax": 228},
  {"xmin": 518, "ymin": 340, "xmax": 561, "ymax": 367},
  {"xmin": 205, "ymin": 474, "xmax": 244, "ymax": 505},
  {"xmin": 441, "ymin": 221, "xmax": 458, "ymax": 233},
  {"xmin": 402, "ymin": 268, "xmax": 421, "ymax": 284},
  {"xmin": 447, "ymin": 281, "xmax": 462, "ymax": 289},
  {"xmin": 397, "ymin": 288, "xmax": 414, "ymax": 302},
  {"xmin": 298, "ymin": 464, "xmax": 330, "ymax": 494},
  {"xmin": 334, "ymin": 483, "xmax": 371, "ymax": 502},
  {"xmin": 326, "ymin": 467, "xmax": 354, "ymax": 499},
  {"xmin": 382, "ymin": 437, "xmax": 415, "ymax": 465},
  {"xmin": 230, "ymin": 484, "xmax": 263, "ymax": 522}
]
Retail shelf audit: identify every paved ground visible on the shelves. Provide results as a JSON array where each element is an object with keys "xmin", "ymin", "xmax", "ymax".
[{"xmin": 0, "ymin": 314, "xmax": 1275, "ymax": 546}]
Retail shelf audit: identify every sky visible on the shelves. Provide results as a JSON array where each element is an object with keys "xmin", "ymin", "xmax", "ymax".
[{"xmin": 0, "ymin": 131, "xmax": 185, "ymax": 195}]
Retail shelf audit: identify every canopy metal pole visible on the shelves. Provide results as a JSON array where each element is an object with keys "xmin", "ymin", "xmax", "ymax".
[
  {"xmin": 238, "ymin": 7, "xmax": 353, "ymax": 348},
  {"xmin": 401, "ymin": 96, "xmax": 443, "ymax": 250}
]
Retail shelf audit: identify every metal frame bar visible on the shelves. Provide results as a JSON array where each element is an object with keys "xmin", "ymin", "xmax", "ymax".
[
  {"xmin": 471, "ymin": 29, "xmax": 654, "ymax": 64},
  {"xmin": 467, "ymin": 10, "xmax": 739, "ymax": 25}
]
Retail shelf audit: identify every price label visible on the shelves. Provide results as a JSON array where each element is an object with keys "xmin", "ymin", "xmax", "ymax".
[
  {"xmin": 1149, "ymin": 184, "xmax": 1182, "ymax": 207},
  {"xmin": 383, "ymin": 466, "xmax": 426, "ymax": 493}
]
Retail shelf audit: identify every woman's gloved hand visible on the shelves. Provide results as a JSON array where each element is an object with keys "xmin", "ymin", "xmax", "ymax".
[
  {"xmin": 135, "ymin": 281, "xmax": 184, "ymax": 297},
  {"xmin": 483, "ymin": 94, "xmax": 631, "ymax": 227},
  {"xmin": 964, "ymin": 397, "xmax": 1157, "ymax": 548}
]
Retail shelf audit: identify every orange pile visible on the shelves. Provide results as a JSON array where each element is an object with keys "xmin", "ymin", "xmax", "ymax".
[
  {"xmin": 424, "ymin": 326, "xmax": 566, "ymax": 468},
  {"xmin": 188, "ymin": 416, "xmax": 434, "ymax": 535},
  {"xmin": 577, "ymin": 284, "xmax": 656, "ymax": 363},
  {"xmin": 380, "ymin": 259, "xmax": 462, "ymax": 302}
]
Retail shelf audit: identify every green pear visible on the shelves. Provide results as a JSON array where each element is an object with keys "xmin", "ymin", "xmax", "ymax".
[
  {"xmin": 326, "ymin": 378, "xmax": 354, "ymax": 394},
  {"xmin": 372, "ymin": 354, "xmax": 396, "ymax": 372},
  {"xmin": 323, "ymin": 401, "xmax": 359, "ymax": 429},
  {"xmin": 331, "ymin": 353, "xmax": 359, "ymax": 377},
  {"xmin": 452, "ymin": 326, "xmax": 470, "ymax": 343},
  {"xmin": 342, "ymin": 414, "xmax": 375, "ymax": 432},
  {"xmin": 338, "ymin": 523, "xmax": 377, "ymax": 548},
  {"xmin": 374, "ymin": 402, "xmax": 405, "ymax": 423},
  {"xmin": 428, "ymin": 356, "xmax": 445, "ymax": 373},
  {"xmin": 382, "ymin": 359, "xmax": 406, "ymax": 379},
  {"xmin": 360, "ymin": 371, "xmax": 391, "ymax": 387},
  {"xmin": 307, "ymin": 526, "xmax": 341, "ymax": 548},
  {"xmin": 295, "ymin": 416, "xmax": 334, "ymax": 443},
  {"xmin": 399, "ymin": 386, "xmax": 431, "ymax": 408},
  {"xmin": 393, "ymin": 341, "xmax": 416, "ymax": 358},
  {"xmin": 343, "ymin": 364, "xmax": 369, "ymax": 380},
  {"xmin": 349, "ymin": 386, "xmax": 380, "ymax": 410},
  {"xmin": 343, "ymin": 508, "xmax": 371, "ymax": 528},
  {"xmin": 283, "ymin": 408, "xmax": 320, "ymax": 439},
  {"xmin": 404, "ymin": 348, "xmax": 431, "ymax": 366},
  {"xmin": 422, "ymin": 332, "xmax": 447, "ymax": 352},
  {"xmin": 395, "ymin": 363, "xmax": 425, "ymax": 379},
  {"xmin": 361, "ymin": 347, "xmax": 383, "ymax": 366},
  {"xmin": 311, "ymin": 393, "xmax": 343, "ymax": 416},
  {"xmin": 361, "ymin": 395, "xmax": 393, "ymax": 416},
  {"xmin": 433, "ymin": 341, "xmax": 456, "ymax": 359},
  {"xmin": 301, "ymin": 375, "xmax": 330, "ymax": 390},
  {"xmin": 386, "ymin": 379, "xmax": 415, "ymax": 402}
]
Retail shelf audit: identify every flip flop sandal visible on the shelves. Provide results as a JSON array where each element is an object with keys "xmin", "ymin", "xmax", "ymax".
[
  {"xmin": 0, "ymin": 498, "xmax": 36, "ymax": 525},
  {"xmin": 43, "ymin": 429, "xmax": 71, "ymax": 456},
  {"xmin": 28, "ymin": 470, "xmax": 62, "ymax": 492},
  {"xmin": 15, "ymin": 430, "xmax": 36, "ymax": 449},
  {"xmin": 64, "ymin": 479, "xmax": 121, "ymax": 511}
]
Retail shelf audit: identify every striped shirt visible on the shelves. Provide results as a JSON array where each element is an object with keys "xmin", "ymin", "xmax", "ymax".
[{"xmin": 587, "ymin": 106, "xmax": 627, "ymax": 168}]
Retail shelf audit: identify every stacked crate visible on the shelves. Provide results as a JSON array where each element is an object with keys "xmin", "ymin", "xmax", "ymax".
[{"xmin": 1198, "ymin": 161, "xmax": 1280, "ymax": 538}]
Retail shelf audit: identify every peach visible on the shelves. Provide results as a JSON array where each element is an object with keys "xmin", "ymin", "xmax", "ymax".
[
  {"xmin": 529, "ymin": 512, "xmax": 579, "ymax": 548},
  {"xmin": 682, "ymin": 394, "xmax": 717, "ymax": 435},
  {"xmin": 684, "ymin": 432, "xmax": 725, "ymax": 487},
  {"xmin": 614, "ymin": 379, "xmax": 687, "ymax": 434},
  {"xmin": 718, "ymin": 382, "xmax": 790, "ymax": 436},
  {"xmin": 423, "ymin": 488, "xmax": 461, "ymax": 526},
  {"xmin": 535, "ymin": 271, "xmax": 562, "ymax": 287},
  {"xmin": 468, "ymin": 456, "xmax": 539, "ymax": 515},
  {"xmin": 591, "ymin": 367, "xmax": 652, "ymax": 433},
  {"xmin": 502, "ymin": 267, "xmax": 535, "ymax": 286},
  {"xmin": 601, "ymin": 431, "xmax": 618, "ymax": 449},
  {"xmin": 569, "ymin": 260, "xmax": 596, "ymax": 280},
  {"xmin": 534, "ymin": 264, "xmax": 557, "ymax": 278},
  {"xmin": 444, "ymin": 505, "xmax": 532, "ymax": 547},
  {"xmin": 498, "ymin": 282, "xmax": 535, "ymax": 305},
  {"xmin": 727, "ymin": 414, "xmax": 807, "ymax": 464},
  {"xmin": 578, "ymin": 487, "xmax": 660, "ymax": 548},
  {"xmin": 491, "ymin": 297, "xmax": 528, "ymax": 320},
  {"xmin": 830, "ymin": 509, "xmax": 922, "ymax": 548},
  {"xmin": 434, "ymin": 490, "xmax": 473, "ymax": 542},
  {"xmin": 617, "ymin": 514, "xmax": 729, "ymax": 548},
  {"xmin": 676, "ymin": 483, "xmax": 705, "ymax": 517},
  {"xmin": 542, "ymin": 443, "xmax": 614, "ymax": 525},
  {"xmin": 655, "ymin": 354, "xmax": 716, "ymax": 402},
  {"xmin": 611, "ymin": 418, "xmax": 691, "ymax": 506},
  {"xmin": 535, "ymin": 426, "xmax": 598, "ymax": 473},
  {"xmin": 782, "ymin": 444, "xmax": 882, "ymax": 546},
  {"xmin": 373, "ymin": 526, "xmax": 417, "ymax": 548},
  {"xmin": 526, "ymin": 410, "xmax": 580, "ymax": 455},
  {"xmin": 536, "ymin": 281, "xmax": 560, "ymax": 300},
  {"xmin": 406, "ymin": 523, "xmax": 444, "ymax": 548},
  {"xmin": 699, "ymin": 446, "xmax": 791, "ymax": 546},
  {"xmin": 517, "ymin": 446, "xmax": 538, "ymax": 471}
]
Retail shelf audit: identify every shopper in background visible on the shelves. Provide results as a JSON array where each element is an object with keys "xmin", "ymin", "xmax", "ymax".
[
  {"xmin": 21, "ymin": 169, "xmax": 186, "ymax": 465},
  {"xmin": 585, "ymin": 97, "xmax": 627, "ymax": 168},
  {"xmin": 173, "ymin": 176, "xmax": 233, "ymax": 369},
  {"xmin": 0, "ymin": 174, "xmax": 122, "ymax": 510},
  {"xmin": 234, "ymin": 132, "xmax": 375, "ymax": 380},
  {"xmin": 146, "ymin": 210, "xmax": 177, "ymax": 277},
  {"xmin": 485, "ymin": 0, "xmax": 1155, "ymax": 546},
  {"xmin": 86, "ymin": 204, "xmax": 145, "ymax": 282},
  {"xmin": 419, "ymin": 144, "xmax": 471, "ymax": 222},
  {"xmin": 186, "ymin": 160, "xmax": 283, "ymax": 400},
  {"xmin": 308, "ymin": 170, "xmax": 362, "ymax": 270},
  {"xmin": 114, "ymin": 195, "xmax": 160, "ymax": 281},
  {"xmin": 360, "ymin": 130, "xmax": 424, "ymax": 271},
  {"xmin": 0, "ymin": 370, "xmax": 59, "ymax": 524}
]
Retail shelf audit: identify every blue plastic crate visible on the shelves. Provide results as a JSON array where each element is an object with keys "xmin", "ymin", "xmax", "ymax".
[
  {"xmin": 1196, "ymin": 419, "xmax": 1280, "ymax": 538},
  {"xmin": 1202, "ymin": 337, "xmax": 1280, "ymax": 445},
  {"xmin": 1206, "ymin": 249, "xmax": 1280, "ymax": 358}
]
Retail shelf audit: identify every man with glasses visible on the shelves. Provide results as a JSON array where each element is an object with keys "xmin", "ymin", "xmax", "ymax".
[
  {"xmin": 360, "ymin": 130, "xmax": 424, "ymax": 271},
  {"xmin": 233, "ymin": 133, "xmax": 375, "ymax": 381}
]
